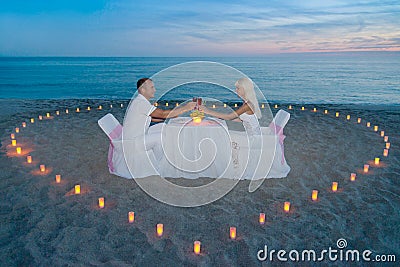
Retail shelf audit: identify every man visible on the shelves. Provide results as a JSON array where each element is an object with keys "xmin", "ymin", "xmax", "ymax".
[{"xmin": 123, "ymin": 78, "xmax": 195, "ymax": 163}]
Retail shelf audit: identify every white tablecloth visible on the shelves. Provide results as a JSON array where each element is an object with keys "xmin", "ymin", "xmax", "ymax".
[{"xmin": 158, "ymin": 117, "xmax": 232, "ymax": 178}]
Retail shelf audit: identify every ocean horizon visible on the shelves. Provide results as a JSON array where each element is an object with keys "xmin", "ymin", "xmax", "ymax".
[{"xmin": 1, "ymin": 52, "xmax": 399, "ymax": 105}]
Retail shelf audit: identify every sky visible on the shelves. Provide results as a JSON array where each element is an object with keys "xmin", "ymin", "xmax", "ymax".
[{"xmin": 0, "ymin": 0, "xmax": 399, "ymax": 56}]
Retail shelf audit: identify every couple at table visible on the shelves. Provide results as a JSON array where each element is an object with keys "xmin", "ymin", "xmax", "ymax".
[{"xmin": 124, "ymin": 77, "xmax": 262, "ymax": 158}]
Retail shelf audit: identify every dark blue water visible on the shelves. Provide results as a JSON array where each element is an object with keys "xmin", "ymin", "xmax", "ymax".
[{"xmin": 0, "ymin": 52, "xmax": 399, "ymax": 105}]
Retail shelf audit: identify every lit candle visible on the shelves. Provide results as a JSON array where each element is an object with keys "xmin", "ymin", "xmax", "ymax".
[
  {"xmin": 27, "ymin": 155, "xmax": 32, "ymax": 164},
  {"xmin": 193, "ymin": 117, "xmax": 202, "ymax": 124},
  {"xmin": 165, "ymin": 103, "xmax": 169, "ymax": 107},
  {"xmin": 284, "ymin": 202, "xmax": 290, "ymax": 212},
  {"xmin": 212, "ymin": 104, "xmax": 216, "ymax": 109},
  {"xmin": 234, "ymin": 103, "xmax": 238, "ymax": 107},
  {"xmin": 229, "ymin": 227, "xmax": 236, "ymax": 239},
  {"xmin": 65, "ymin": 109, "xmax": 69, "ymax": 114},
  {"xmin": 87, "ymin": 107, "xmax": 91, "ymax": 111},
  {"xmin": 176, "ymin": 103, "xmax": 179, "ymax": 107},
  {"xmin": 128, "ymin": 212, "xmax": 135, "ymax": 223},
  {"xmin": 10, "ymin": 133, "xmax": 15, "ymax": 139},
  {"xmin": 386, "ymin": 143, "xmax": 390, "ymax": 149},
  {"xmin": 30, "ymin": 118, "xmax": 34, "ymax": 123},
  {"xmin": 75, "ymin": 184, "xmax": 81, "ymax": 194},
  {"xmin": 224, "ymin": 103, "xmax": 227, "ymax": 108},
  {"xmin": 154, "ymin": 103, "xmax": 158, "ymax": 107},
  {"xmin": 312, "ymin": 190, "xmax": 318, "ymax": 201},
  {"xmin": 380, "ymin": 131, "xmax": 384, "ymax": 137},
  {"xmin": 98, "ymin": 105, "xmax": 102, "ymax": 110},
  {"xmin": 55, "ymin": 174, "xmax": 61, "ymax": 183},
  {"xmin": 194, "ymin": 241, "xmax": 201, "ymax": 255},
  {"xmin": 56, "ymin": 111, "xmax": 60, "ymax": 115},
  {"xmin": 40, "ymin": 164, "xmax": 45, "ymax": 172},
  {"xmin": 16, "ymin": 147, "xmax": 22, "ymax": 154},
  {"xmin": 274, "ymin": 104, "xmax": 278, "ymax": 109},
  {"xmin": 46, "ymin": 113, "xmax": 50, "ymax": 118},
  {"xmin": 110, "ymin": 104, "xmax": 113, "ymax": 108},
  {"xmin": 313, "ymin": 107, "xmax": 317, "ymax": 112},
  {"xmin": 384, "ymin": 136, "xmax": 388, "ymax": 142},
  {"xmin": 350, "ymin": 173, "xmax": 356, "ymax": 181},
  {"xmin": 157, "ymin": 224, "xmax": 163, "ymax": 237},
  {"xmin": 301, "ymin": 106, "xmax": 305, "ymax": 111},
  {"xmin": 346, "ymin": 115, "xmax": 350, "ymax": 120},
  {"xmin": 261, "ymin": 104, "xmax": 265, "ymax": 109},
  {"xmin": 259, "ymin": 213, "xmax": 265, "ymax": 224},
  {"xmin": 335, "ymin": 112, "xmax": 339, "ymax": 117},
  {"xmin": 289, "ymin": 105, "xmax": 292, "ymax": 110},
  {"xmin": 374, "ymin": 157, "xmax": 380, "ymax": 165},
  {"xmin": 357, "ymin": 118, "xmax": 361, "ymax": 123},
  {"xmin": 22, "ymin": 122, "xmax": 26, "ymax": 127},
  {"xmin": 374, "ymin": 126, "xmax": 378, "ymax": 132},
  {"xmin": 120, "ymin": 103, "xmax": 123, "ymax": 108},
  {"xmin": 332, "ymin": 182, "xmax": 338, "ymax": 192},
  {"xmin": 11, "ymin": 139, "xmax": 16, "ymax": 146},
  {"xmin": 15, "ymin": 127, "xmax": 19, "ymax": 133},
  {"xmin": 364, "ymin": 164, "xmax": 369, "ymax": 173},
  {"xmin": 39, "ymin": 115, "xmax": 43, "ymax": 120},
  {"xmin": 324, "ymin": 110, "xmax": 328, "ymax": 114},
  {"xmin": 366, "ymin": 122, "xmax": 370, "ymax": 127},
  {"xmin": 76, "ymin": 108, "xmax": 80, "ymax": 112},
  {"xmin": 98, "ymin": 197, "xmax": 105, "ymax": 208},
  {"xmin": 383, "ymin": 149, "xmax": 388, "ymax": 157}
]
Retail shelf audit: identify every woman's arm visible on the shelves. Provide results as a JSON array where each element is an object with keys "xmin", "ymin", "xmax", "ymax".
[{"xmin": 201, "ymin": 103, "xmax": 251, "ymax": 120}]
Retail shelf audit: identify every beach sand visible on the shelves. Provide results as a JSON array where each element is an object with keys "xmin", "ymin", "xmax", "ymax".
[{"xmin": 1, "ymin": 99, "xmax": 399, "ymax": 266}]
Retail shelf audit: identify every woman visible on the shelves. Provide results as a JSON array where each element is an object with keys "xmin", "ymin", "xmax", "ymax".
[{"xmin": 200, "ymin": 77, "xmax": 262, "ymax": 135}]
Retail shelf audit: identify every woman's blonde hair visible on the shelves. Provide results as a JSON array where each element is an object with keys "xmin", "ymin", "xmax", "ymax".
[{"xmin": 235, "ymin": 77, "xmax": 262, "ymax": 119}]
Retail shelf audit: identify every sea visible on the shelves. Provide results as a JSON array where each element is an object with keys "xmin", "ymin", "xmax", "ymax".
[{"xmin": 0, "ymin": 52, "xmax": 399, "ymax": 105}]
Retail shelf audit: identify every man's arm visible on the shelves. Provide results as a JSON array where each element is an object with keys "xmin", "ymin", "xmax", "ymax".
[{"xmin": 150, "ymin": 102, "xmax": 196, "ymax": 119}]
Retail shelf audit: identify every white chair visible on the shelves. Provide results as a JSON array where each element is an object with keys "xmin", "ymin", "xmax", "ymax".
[{"xmin": 98, "ymin": 113, "xmax": 132, "ymax": 178}]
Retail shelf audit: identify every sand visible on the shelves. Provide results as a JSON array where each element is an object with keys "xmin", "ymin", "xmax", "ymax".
[{"xmin": 0, "ymin": 99, "xmax": 399, "ymax": 266}]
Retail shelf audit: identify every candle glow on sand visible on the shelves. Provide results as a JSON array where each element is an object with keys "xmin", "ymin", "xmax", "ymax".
[
  {"xmin": 383, "ymin": 149, "xmax": 388, "ymax": 157},
  {"xmin": 350, "ymin": 173, "xmax": 356, "ymax": 181},
  {"xmin": 27, "ymin": 155, "xmax": 32, "ymax": 164},
  {"xmin": 128, "ymin": 212, "xmax": 135, "ymax": 223},
  {"xmin": 332, "ymin": 182, "xmax": 338, "ymax": 192},
  {"xmin": 75, "ymin": 184, "xmax": 81, "ymax": 194},
  {"xmin": 259, "ymin": 213, "xmax": 265, "ymax": 224},
  {"xmin": 230, "ymin": 227, "xmax": 236, "ymax": 239},
  {"xmin": 98, "ymin": 197, "xmax": 105, "ymax": 208},
  {"xmin": 194, "ymin": 241, "xmax": 201, "ymax": 255},
  {"xmin": 284, "ymin": 202, "xmax": 290, "ymax": 212},
  {"xmin": 375, "ymin": 157, "xmax": 380, "ymax": 165},
  {"xmin": 364, "ymin": 164, "xmax": 369, "ymax": 173},
  {"xmin": 16, "ymin": 147, "xmax": 21, "ymax": 154},
  {"xmin": 56, "ymin": 174, "xmax": 61, "ymax": 183},
  {"xmin": 46, "ymin": 113, "xmax": 50, "ymax": 118},
  {"xmin": 313, "ymin": 107, "xmax": 317, "ymax": 112},
  {"xmin": 40, "ymin": 164, "xmax": 45, "ymax": 172},
  {"xmin": 312, "ymin": 190, "xmax": 318, "ymax": 201},
  {"xmin": 157, "ymin": 224, "xmax": 163, "ymax": 237},
  {"xmin": 11, "ymin": 139, "xmax": 16, "ymax": 146}
]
